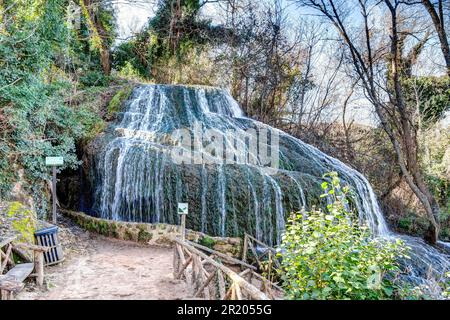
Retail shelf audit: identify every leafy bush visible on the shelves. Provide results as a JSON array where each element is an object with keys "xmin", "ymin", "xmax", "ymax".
[
  {"xmin": 79, "ymin": 70, "xmax": 111, "ymax": 87},
  {"xmin": 0, "ymin": 1, "xmax": 81, "ymax": 207},
  {"xmin": 278, "ymin": 172, "xmax": 410, "ymax": 300},
  {"xmin": 117, "ymin": 61, "xmax": 145, "ymax": 81},
  {"xmin": 443, "ymin": 272, "xmax": 450, "ymax": 299},
  {"xmin": 107, "ymin": 86, "xmax": 133, "ymax": 118},
  {"xmin": 199, "ymin": 236, "xmax": 216, "ymax": 249},
  {"xmin": 0, "ymin": 0, "xmax": 112, "ymax": 217},
  {"xmin": 397, "ymin": 212, "xmax": 431, "ymax": 238},
  {"xmin": 403, "ymin": 76, "xmax": 450, "ymax": 125}
]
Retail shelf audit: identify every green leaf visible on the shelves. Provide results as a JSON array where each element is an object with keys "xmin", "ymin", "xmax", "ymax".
[{"xmin": 383, "ymin": 287, "xmax": 393, "ymax": 297}]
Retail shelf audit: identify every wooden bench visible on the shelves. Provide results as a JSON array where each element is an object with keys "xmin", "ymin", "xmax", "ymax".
[{"xmin": 0, "ymin": 236, "xmax": 49, "ymax": 300}]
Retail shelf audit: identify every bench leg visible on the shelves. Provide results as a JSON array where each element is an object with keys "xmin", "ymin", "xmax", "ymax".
[{"xmin": 34, "ymin": 251, "xmax": 44, "ymax": 287}]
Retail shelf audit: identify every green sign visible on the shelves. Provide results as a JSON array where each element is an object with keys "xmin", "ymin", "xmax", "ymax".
[
  {"xmin": 178, "ymin": 203, "xmax": 188, "ymax": 215},
  {"xmin": 45, "ymin": 156, "xmax": 64, "ymax": 166}
]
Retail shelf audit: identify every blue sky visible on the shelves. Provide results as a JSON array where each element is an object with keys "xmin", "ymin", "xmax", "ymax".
[
  {"xmin": 113, "ymin": 1, "xmax": 446, "ymax": 126},
  {"xmin": 112, "ymin": 0, "xmax": 377, "ymax": 126},
  {"xmin": 115, "ymin": 0, "xmax": 309, "ymax": 40}
]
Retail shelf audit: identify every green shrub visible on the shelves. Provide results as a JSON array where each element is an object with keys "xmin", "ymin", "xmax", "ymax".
[
  {"xmin": 199, "ymin": 236, "xmax": 216, "ymax": 249},
  {"xmin": 397, "ymin": 212, "xmax": 430, "ymax": 236},
  {"xmin": 107, "ymin": 86, "xmax": 133, "ymax": 117},
  {"xmin": 443, "ymin": 272, "xmax": 450, "ymax": 299},
  {"xmin": 79, "ymin": 70, "xmax": 110, "ymax": 87},
  {"xmin": 279, "ymin": 172, "xmax": 410, "ymax": 300}
]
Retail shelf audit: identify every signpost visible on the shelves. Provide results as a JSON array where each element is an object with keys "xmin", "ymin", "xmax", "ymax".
[
  {"xmin": 178, "ymin": 203, "xmax": 188, "ymax": 240},
  {"xmin": 45, "ymin": 157, "xmax": 64, "ymax": 224}
]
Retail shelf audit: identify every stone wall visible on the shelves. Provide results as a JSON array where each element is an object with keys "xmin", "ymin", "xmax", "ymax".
[{"xmin": 62, "ymin": 210, "xmax": 243, "ymax": 258}]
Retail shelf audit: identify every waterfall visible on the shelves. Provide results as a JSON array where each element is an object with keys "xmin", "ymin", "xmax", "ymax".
[
  {"xmin": 217, "ymin": 165, "xmax": 227, "ymax": 237},
  {"xmin": 89, "ymin": 84, "xmax": 449, "ymax": 292},
  {"xmin": 200, "ymin": 165, "xmax": 208, "ymax": 233}
]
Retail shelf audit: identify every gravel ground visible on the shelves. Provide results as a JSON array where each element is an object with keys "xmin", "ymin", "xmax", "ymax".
[{"xmin": 16, "ymin": 214, "xmax": 189, "ymax": 300}]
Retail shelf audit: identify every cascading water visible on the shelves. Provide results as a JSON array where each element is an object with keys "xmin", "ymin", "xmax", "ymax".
[{"xmin": 88, "ymin": 84, "xmax": 449, "ymax": 293}]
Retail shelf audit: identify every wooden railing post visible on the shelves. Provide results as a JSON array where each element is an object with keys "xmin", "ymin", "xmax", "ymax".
[
  {"xmin": 34, "ymin": 251, "xmax": 44, "ymax": 287},
  {"xmin": 217, "ymin": 269, "xmax": 226, "ymax": 299},
  {"xmin": 180, "ymin": 214, "xmax": 186, "ymax": 240},
  {"xmin": 0, "ymin": 244, "xmax": 12, "ymax": 274},
  {"xmin": 176, "ymin": 256, "xmax": 192, "ymax": 280},
  {"xmin": 173, "ymin": 245, "xmax": 179, "ymax": 277},
  {"xmin": 242, "ymin": 234, "xmax": 248, "ymax": 268},
  {"xmin": 234, "ymin": 282, "xmax": 242, "ymax": 300},
  {"xmin": 194, "ymin": 268, "xmax": 216, "ymax": 298},
  {"xmin": 172, "ymin": 237, "xmax": 283, "ymax": 300}
]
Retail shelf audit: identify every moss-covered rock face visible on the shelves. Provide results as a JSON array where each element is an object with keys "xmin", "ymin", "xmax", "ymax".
[
  {"xmin": 0, "ymin": 201, "xmax": 37, "ymax": 244},
  {"xmin": 107, "ymin": 85, "xmax": 134, "ymax": 120}
]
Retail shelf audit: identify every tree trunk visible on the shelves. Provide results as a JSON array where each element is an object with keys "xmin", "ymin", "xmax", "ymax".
[
  {"xmin": 422, "ymin": 0, "xmax": 450, "ymax": 75},
  {"xmin": 96, "ymin": 28, "xmax": 111, "ymax": 75},
  {"xmin": 100, "ymin": 49, "xmax": 110, "ymax": 76},
  {"xmin": 294, "ymin": 0, "xmax": 442, "ymax": 243},
  {"xmin": 385, "ymin": 1, "xmax": 440, "ymax": 243},
  {"xmin": 0, "ymin": 0, "xmax": 4, "ymax": 31},
  {"xmin": 80, "ymin": 0, "xmax": 111, "ymax": 75}
]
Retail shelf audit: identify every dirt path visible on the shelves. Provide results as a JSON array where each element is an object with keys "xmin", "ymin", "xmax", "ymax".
[{"xmin": 18, "ymin": 217, "xmax": 189, "ymax": 300}]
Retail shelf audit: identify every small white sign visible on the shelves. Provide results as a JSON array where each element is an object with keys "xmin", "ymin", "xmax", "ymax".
[
  {"xmin": 45, "ymin": 156, "xmax": 64, "ymax": 166},
  {"xmin": 178, "ymin": 203, "xmax": 188, "ymax": 215}
]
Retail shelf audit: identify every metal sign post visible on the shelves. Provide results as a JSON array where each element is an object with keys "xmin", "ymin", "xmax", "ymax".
[
  {"xmin": 45, "ymin": 157, "xmax": 64, "ymax": 224},
  {"xmin": 178, "ymin": 203, "xmax": 188, "ymax": 240}
]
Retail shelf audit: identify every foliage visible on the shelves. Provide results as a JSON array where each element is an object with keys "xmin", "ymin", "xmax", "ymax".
[
  {"xmin": 278, "ymin": 172, "xmax": 411, "ymax": 300},
  {"xmin": 0, "ymin": 1, "xmax": 77, "ymax": 203},
  {"xmin": 418, "ymin": 116, "xmax": 450, "ymax": 240},
  {"xmin": 117, "ymin": 61, "xmax": 145, "ymax": 81},
  {"xmin": 144, "ymin": 0, "xmax": 212, "ymax": 62},
  {"xmin": 0, "ymin": 0, "xmax": 114, "ymax": 217},
  {"xmin": 113, "ymin": 0, "xmax": 216, "ymax": 83},
  {"xmin": 397, "ymin": 212, "xmax": 430, "ymax": 236},
  {"xmin": 3, "ymin": 201, "xmax": 36, "ymax": 244},
  {"xmin": 222, "ymin": 2, "xmax": 307, "ymax": 124},
  {"xmin": 402, "ymin": 76, "xmax": 450, "ymax": 125},
  {"xmin": 443, "ymin": 272, "xmax": 450, "ymax": 299},
  {"xmin": 79, "ymin": 70, "xmax": 111, "ymax": 87},
  {"xmin": 107, "ymin": 85, "xmax": 133, "ymax": 118},
  {"xmin": 73, "ymin": 101, "xmax": 106, "ymax": 144},
  {"xmin": 77, "ymin": 0, "xmax": 116, "ymax": 74},
  {"xmin": 199, "ymin": 236, "xmax": 216, "ymax": 249},
  {"xmin": 113, "ymin": 39, "xmax": 150, "ymax": 79}
]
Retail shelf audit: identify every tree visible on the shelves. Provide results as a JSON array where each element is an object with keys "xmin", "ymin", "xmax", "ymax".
[
  {"xmin": 79, "ymin": 0, "xmax": 116, "ymax": 75},
  {"xmin": 0, "ymin": 0, "xmax": 87, "ymax": 215},
  {"xmin": 294, "ymin": 0, "xmax": 443, "ymax": 243},
  {"xmin": 216, "ymin": 0, "xmax": 308, "ymax": 125},
  {"xmin": 113, "ymin": 0, "xmax": 224, "ymax": 82}
]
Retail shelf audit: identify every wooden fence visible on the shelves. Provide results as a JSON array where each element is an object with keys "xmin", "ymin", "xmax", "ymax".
[
  {"xmin": 242, "ymin": 233, "xmax": 281, "ymax": 270},
  {"xmin": 173, "ymin": 238, "xmax": 283, "ymax": 300}
]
